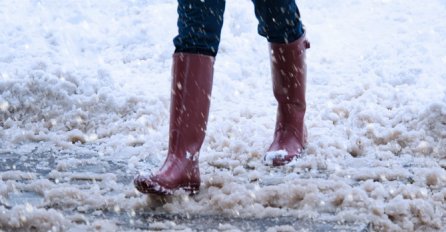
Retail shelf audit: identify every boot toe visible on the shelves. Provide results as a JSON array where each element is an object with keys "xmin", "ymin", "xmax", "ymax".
[
  {"xmin": 133, "ymin": 175, "xmax": 187, "ymax": 195},
  {"xmin": 264, "ymin": 148, "xmax": 304, "ymax": 166},
  {"xmin": 133, "ymin": 175, "xmax": 151, "ymax": 193},
  {"xmin": 272, "ymin": 154, "xmax": 296, "ymax": 166},
  {"xmin": 134, "ymin": 175, "xmax": 164, "ymax": 194}
]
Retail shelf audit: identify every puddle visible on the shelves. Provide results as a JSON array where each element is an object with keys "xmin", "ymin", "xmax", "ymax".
[
  {"xmin": 130, "ymin": 213, "xmax": 371, "ymax": 231},
  {"xmin": 6, "ymin": 191, "xmax": 45, "ymax": 207},
  {"xmin": 0, "ymin": 150, "xmax": 371, "ymax": 231}
]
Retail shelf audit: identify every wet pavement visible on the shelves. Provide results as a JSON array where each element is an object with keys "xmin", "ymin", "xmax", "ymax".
[{"xmin": 0, "ymin": 149, "xmax": 370, "ymax": 231}]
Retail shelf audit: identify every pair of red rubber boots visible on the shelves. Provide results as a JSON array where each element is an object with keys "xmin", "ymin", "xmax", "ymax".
[{"xmin": 134, "ymin": 35, "xmax": 310, "ymax": 195}]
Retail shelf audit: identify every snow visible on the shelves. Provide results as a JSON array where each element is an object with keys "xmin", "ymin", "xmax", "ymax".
[
  {"xmin": 264, "ymin": 150, "xmax": 288, "ymax": 165},
  {"xmin": 1, "ymin": 0, "xmax": 446, "ymax": 231}
]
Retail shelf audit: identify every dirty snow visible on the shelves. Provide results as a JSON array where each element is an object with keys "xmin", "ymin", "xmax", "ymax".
[{"xmin": 1, "ymin": 0, "xmax": 446, "ymax": 231}]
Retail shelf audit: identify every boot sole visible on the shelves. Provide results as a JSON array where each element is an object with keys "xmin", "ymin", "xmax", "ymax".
[{"xmin": 141, "ymin": 183, "xmax": 200, "ymax": 196}]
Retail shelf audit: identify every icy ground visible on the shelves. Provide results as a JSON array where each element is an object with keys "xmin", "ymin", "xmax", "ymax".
[{"xmin": 1, "ymin": 0, "xmax": 446, "ymax": 231}]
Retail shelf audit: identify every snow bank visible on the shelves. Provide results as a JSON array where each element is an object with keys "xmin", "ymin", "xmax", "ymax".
[{"xmin": 1, "ymin": 0, "xmax": 446, "ymax": 231}]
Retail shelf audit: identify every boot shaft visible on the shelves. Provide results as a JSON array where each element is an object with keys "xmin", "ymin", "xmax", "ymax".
[
  {"xmin": 269, "ymin": 35, "xmax": 310, "ymax": 107},
  {"xmin": 168, "ymin": 53, "xmax": 215, "ymax": 157},
  {"xmin": 269, "ymin": 35, "xmax": 310, "ymax": 148}
]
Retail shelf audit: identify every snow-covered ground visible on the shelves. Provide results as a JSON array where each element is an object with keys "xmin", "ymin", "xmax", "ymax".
[{"xmin": 1, "ymin": 0, "xmax": 446, "ymax": 231}]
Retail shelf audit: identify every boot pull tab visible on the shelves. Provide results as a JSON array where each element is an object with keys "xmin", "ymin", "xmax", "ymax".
[{"xmin": 304, "ymin": 40, "xmax": 310, "ymax": 49}]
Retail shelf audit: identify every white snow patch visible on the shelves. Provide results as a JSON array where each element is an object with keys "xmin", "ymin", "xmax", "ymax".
[
  {"xmin": 1, "ymin": 0, "xmax": 446, "ymax": 231},
  {"xmin": 263, "ymin": 150, "xmax": 288, "ymax": 165}
]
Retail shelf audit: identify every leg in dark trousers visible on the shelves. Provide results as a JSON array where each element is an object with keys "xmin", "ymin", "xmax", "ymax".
[
  {"xmin": 174, "ymin": 0, "xmax": 226, "ymax": 57},
  {"xmin": 134, "ymin": 0, "xmax": 225, "ymax": 195},
  {"xmin": 252, "ymin": 0, "xmax": 304, "ymax": 43},
  {"xmin": 253, "ymin": 0, "xmax": 310, "ymax": 166}
]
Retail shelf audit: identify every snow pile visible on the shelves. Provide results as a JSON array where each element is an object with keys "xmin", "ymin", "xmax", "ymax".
[
  {"xmin": 0, "ymin": 205, "xmax": 67, "ymax": 232},
  {"xmin": 0, "ymin": 0, "xmax": 174, "ymax": 163},
  {"xmin": 1, "ymin": 0, "xmax": 446, "ymax": 231},
  {"xmin": 2, "ymin": 69, "xmax": 128, "ymax": 143}
]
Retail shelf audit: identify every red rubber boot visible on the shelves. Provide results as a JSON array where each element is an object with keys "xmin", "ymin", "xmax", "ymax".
[
  {"xmin": 134, "ymin": 53, "xmax": 214, "ymax": 195},
  {"xmin": 264, "ymin": 34, "xmax": 310, "ymax": 166}
]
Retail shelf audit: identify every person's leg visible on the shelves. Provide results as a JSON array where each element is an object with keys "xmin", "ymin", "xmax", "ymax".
[
  {"xmin": 174, "ymin": 0, "xmax": 226, "ymax": 57},
  {"xmin": 253, "ymin": 0, "xmax": 304, "ymax": 44},
  {"xmin": 253, "ymin": 0, "xmax": 310, "ymax": 166},
  {"xmin": 134, "ymin": 0, "xmax": 225, "ymax": 195}
]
